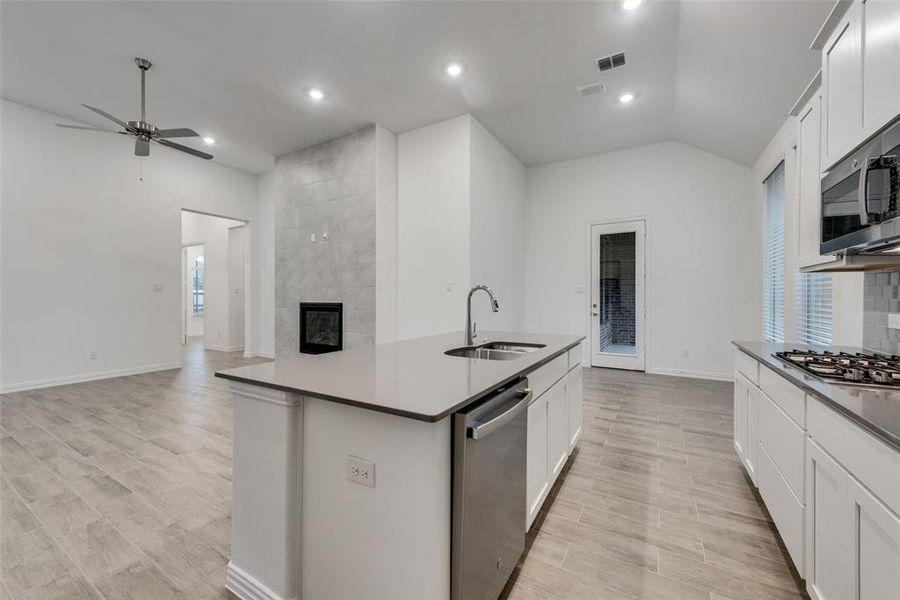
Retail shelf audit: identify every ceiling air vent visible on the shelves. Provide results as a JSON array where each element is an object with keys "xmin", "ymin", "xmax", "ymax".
[
  {"xmin": 575, "ymin": 82, "xmax": 606, "ymax": 97},
  {"xmin": 597, "ymin": 51, "xmax": 626, "ymax": 72}
]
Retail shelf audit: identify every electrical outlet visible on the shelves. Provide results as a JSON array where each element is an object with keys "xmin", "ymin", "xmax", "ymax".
[
  {"xmin": 889, "ymin": 313, "xmax": 900, "ymax": 330},
  {"xmin": 681, "ymin": 348, "xmax": 689, "ymax": 358},
  {"xmin": 152, "ymin": 283, "xmax": 163, "ymax": 292},
  {"xmin": 88, "ymin": 350, "xmax": 98, "ymax": 360},
  {"xmin": 446, "ymin": 281, "xmax": 454, "ymax": 292},
  {"xmin": 347, "ymin": 455, "xmax": 375, "ymax": 488}
]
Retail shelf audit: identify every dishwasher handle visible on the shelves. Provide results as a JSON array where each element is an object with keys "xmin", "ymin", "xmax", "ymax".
[{"xmin": 469, "ymin": 387, "xmax": 532, "ymax": 440}]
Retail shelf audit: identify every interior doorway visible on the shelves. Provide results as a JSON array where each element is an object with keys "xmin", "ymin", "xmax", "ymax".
[
  {"xmin": 181, "ymin": 210, "xmax": 250, "ymax": 353},
  {"xmin": 590, "ymin": 219, "xmax": 646, "ymax": 370}
]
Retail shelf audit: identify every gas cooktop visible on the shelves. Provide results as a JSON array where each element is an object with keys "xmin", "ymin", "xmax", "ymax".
[{"xmin": 774, "ymin": 349, "xmax": 900, "ymax": 388}]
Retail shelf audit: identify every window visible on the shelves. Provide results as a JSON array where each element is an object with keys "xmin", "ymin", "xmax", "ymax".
[
  {"xmin": 796, "ymin": 272, "xmax": 832, "ymax": 346},
  {"xmin": 763, "ymin": 162, "xmax": 785, "ymax": 343},
  {"xmin": 192, "ymin": 256, "xmax": 204, "ymax": 315}
]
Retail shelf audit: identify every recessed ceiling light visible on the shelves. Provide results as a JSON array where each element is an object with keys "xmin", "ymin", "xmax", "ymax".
[
  {"xmin": 619, "ymin": 92, "xmax": 635, "ymax": 104},
  {"xmin": 202, "ymin": 137, "xmax": 216, "ymax": 145},
  {"xmin": 445, "ymin": 63, "xmax": 464, "ymax": 77},
  {"xmin": 308, "ymin": 88, "xmax": 325, "ymax": 101},
  {"xmin": 622, "ymin": 0, "xmax": 642, "ymax": 10}
]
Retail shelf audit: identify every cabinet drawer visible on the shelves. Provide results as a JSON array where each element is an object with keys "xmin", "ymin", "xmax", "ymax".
[
  {"xmin": 567, "ymin": 345, "xmax": 582, "ymax": 370},
  {"xmin": 759, "ymin": 392, "xmax": 805, "ymax": 502},
  {"xmin": 734, "ymin": 348, "xmax": 759, "ymax": 385},
  {"xmin": 758, "ymin": 445, "xmax": 805, "ymax": 576},
  {"xmin": 807, "ymin": 397, "xmax": 900, "ymax": 515},
  {"xmin": 530, "ymin": 354, "xmax": 568, "ymax": 399},
  {"xmin": 759, "ymin": 365, "xmax": 805, "ymax": 427}
]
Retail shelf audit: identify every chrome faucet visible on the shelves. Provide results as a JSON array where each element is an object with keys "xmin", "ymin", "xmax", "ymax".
[{"xmin": 465, "ymin": 285, "xmax": 500, "ymax": 346}]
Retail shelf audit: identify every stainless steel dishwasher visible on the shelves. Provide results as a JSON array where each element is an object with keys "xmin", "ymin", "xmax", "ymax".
[{"xmin": 451, "ymin": 378, "xmax": 531, "ymax": 600}]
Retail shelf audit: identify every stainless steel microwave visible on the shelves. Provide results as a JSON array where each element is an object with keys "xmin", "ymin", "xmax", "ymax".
[{"xmin": 821, "ymin": 118, "xmax": 900, "ymax": 255}]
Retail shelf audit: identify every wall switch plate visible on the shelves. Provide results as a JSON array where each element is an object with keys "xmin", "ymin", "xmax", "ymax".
[
  {"xmin": 445, "ymin": 282, "xmax": 454, "ymax": 292},
  {"xmin": 88, "ymin": 350, "xmax": 98, "ymax": 360},
  {"xmin": 152, "ymin": 283, "xmax": 163, "ymax": 292},
  {"xmin": 347, "ymin": 455, "xmax": 375, "ymax": 487},
  {"xmin": 889, "ymin": 313, "xmax": 900, "ymax": 330},
  {"xmin": 310, "ymin": 233, "xmax": 316, "ymax": 242}
]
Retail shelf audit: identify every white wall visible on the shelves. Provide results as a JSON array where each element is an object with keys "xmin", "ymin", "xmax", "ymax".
[
  {"xmin": 1, "ymin": 99, "xmax": 259, "ymax": 391},
  {"xmin": 397, "ymin": 115, "xmax": 471, "ymax": 340},
  {"xmin": 375, "ymin": 125, "xmax": 399, "ymax": 344},
  {"xmin": 184, "ymin": 244, "xmax": 205, "ymax": 337},
  {"xmin": 469, "ymin": 118, "xmax": 526, "ymax": 332},
  {"xmin": 524, "ymin": 141, "xmax": 756, "ymax": 379},
  {"xmin": 254, "ymin": 171, "xmax": 276, "ymax": 358}
]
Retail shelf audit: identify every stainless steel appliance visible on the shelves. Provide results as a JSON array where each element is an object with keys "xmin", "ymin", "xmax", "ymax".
[
  {"xmin": 774, "ymin": 349, "xmax": 900, "ymax": 388},
  {"xmin": 451, "ymin": 378, "xmax": 531, "ymax": 600},
  {"xmin": 821, "ymin": 117, "xmax": 900, "ymax": 255}
]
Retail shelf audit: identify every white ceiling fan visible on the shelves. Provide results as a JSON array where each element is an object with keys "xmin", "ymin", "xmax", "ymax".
[{"xmin": 56, "ymin": 58, "xmax": 213, "ymax": 160}]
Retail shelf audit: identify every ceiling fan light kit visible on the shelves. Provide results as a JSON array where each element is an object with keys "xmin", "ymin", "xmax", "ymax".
[{"xmin": 55, "ymin": 57, "xmax": 213, "ymax": 161}]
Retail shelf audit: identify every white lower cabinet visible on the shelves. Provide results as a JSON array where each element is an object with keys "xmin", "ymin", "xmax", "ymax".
[
  {"xmin": 733, "ymin": 370, "xmax": 758, "ymax": 485},
  {"xmin": 546, "ymin": 381, "xmax": 568, "ymax": 480},
  {"xmin": 526, "ymin": 354, "xmax": 583, "ymax": 531},
  {"xmin": 806, "ymin": 437, "xmax": 900, "ymax": 600},
  {"xmin": 526, "ymin": 391, "xmax": 549, "ymax": 529},
  {"xmin": 566, "ymin": 366, "xmax": 583, "ymax": 452},
  {"xmin": 735, "ymin": 349, "xmax": 900, "ymax": 596}
]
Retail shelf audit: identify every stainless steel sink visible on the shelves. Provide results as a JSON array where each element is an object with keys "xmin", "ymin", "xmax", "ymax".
[
  {"xmin": 479, "ymin": 342, "xmax": 546, "ymax": 353},
  {"xmin": 444, "ymin": 341, "xmax": 546, "ymax": 360},
  {"xmin": 444, "ymin": 347, "xmax": 523, "ymax": 360}
]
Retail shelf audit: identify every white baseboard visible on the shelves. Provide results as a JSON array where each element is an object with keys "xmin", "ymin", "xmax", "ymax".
[
  {"xmin": 205, "ymin": 344, "xmax": 245, "ymax": 353},
  {"xmin": 227, "ymin": 562, "xmax": 294, "ymax": 600},
  {"xmin": 244, "ymin": 350, "xmax": 275, "ymax": 359},
  {"xmin": 0, "ymin": 362, "xmax": 183, "ymax": 394},
  {"xmin": 645, "ymin": 367, "xmax": 733, "ymax": 382}
]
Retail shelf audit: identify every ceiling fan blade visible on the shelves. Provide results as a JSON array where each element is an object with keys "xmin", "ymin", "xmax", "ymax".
[
  {"xmin": 82, "ymin": 104, "xmax": 128, "ymax": 129},
  {"xmin": 135, "ymin": 138, "xmax": 150, "ymax": 157},
  {"xmin": 56, "ymin": 123, "xmax": 117, "ymax": 133},
  {"xmin": 155, "ymin": 128, "xmax": 199, "ymax": 138},
  {"xmin": 155, "ymin": 138, "xmax": 213, "ymax": 160}
]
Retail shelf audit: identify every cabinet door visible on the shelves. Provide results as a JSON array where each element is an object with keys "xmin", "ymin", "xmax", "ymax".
[
  {"xmin": 861, "ymin": 0, "xmax": 900, "ymax": 135},
  {"xmin": 547, "ymin": 381, "xmax": 568, "ymax": 482},
  {"xmin": 823, "ymin": 2, "xmax": 862, "ymax": 168},
  {"xmin": 797, "ymin": 89, "xmax": 827, "ymax": 267},
  {"xmin": 746, "ymin": 383, "xmax": 759, "ymax": 486},
  {"xmin": 848, "ymin": 474, "xmax": 900, "ymax": 600},
  {"xmin": 526, "ymin": 393, "xmax": 548, "ymax": 531},
  {"xmin": 566, "ymin": 367, "xmax": 583, "ymax": 452},
  {"xmin": 806, "ymin": 440, "xmax": 851, "ymax": 600},
  {"xmin": 733, "ymin": 371, "xmax": 748, "ymax": 462}
]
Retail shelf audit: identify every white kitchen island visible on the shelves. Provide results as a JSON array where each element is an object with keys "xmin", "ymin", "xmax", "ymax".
[{"xmin": 216, "ymin": 331, "xmax": 584, "ymax": 600}]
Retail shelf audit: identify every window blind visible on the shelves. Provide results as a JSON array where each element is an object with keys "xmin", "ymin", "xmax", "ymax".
[
  {"xmin": 763, "ymin": 162, "xmax": 785, "ymax": 343},
  {"xmin": 796, "ymin": 272, "xmax": 832, "ymax": 346}
]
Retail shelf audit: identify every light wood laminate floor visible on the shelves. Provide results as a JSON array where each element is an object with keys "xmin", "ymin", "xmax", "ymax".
[
  {"xmin": 503, "ymin": 367, "xmax": 807, "ymax": 600},
  {"xmin": 1, "ymin": 343, "xmax": 806, "ymax": 599}
]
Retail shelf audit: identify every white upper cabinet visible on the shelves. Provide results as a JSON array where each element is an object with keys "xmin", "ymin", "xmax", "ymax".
[
  {"xmin": 822, "ymin": 2, "xmax": 863, "ymax": 169},
  {"xmin": 861, "ymin": 0, "xmax": 900, "ymax": 136},
  {"xmin": 822, "ymin": 0, "xmax": 900, "ymax": 170},
  {"xmin": 797, "ymin": 86, "xmax": 828, "ymax": 267}
]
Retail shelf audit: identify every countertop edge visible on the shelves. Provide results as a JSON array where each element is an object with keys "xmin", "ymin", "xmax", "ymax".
[
  {"xmin": 216, "ymin": 338, "xmax": 584, "ymax": 423},
  {"xmin": 732, "ymin": 341, "xmax": 900, "ymax": 451}
]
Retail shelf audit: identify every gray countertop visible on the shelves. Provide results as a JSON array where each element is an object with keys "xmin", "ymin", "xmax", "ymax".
[
  {"xmin": 216, "ymin": 331, "xmax": 584, "ymax": 422},
  {"xmin": 734, "ymin": 341, "xmax": 900, "ymax": 450}
]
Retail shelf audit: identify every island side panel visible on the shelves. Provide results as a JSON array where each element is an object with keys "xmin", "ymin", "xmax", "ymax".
[
  {"xmin": 301, "ymin": 396, "xmax": 452, "ymax": 600},
  {"xmin": 228, "ymin": 381, "xmax": 302, "ymax": 600}
]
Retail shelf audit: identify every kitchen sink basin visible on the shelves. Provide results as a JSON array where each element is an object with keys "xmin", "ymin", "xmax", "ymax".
[
  {"xmin": 444, "ymin": 341, "xmax": 546, "ymax": 360},
  {"xmin": 479, "ymin": 342, "xmax": 546, "ymax": 353}
]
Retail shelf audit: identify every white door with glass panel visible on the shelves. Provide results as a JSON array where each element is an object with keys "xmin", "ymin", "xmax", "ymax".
[{"xmin": 590, "ymin": 220, "xmax": 645, "ymax": 370}]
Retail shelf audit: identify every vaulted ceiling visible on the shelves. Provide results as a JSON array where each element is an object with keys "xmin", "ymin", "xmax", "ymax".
[{"xmin": 1, "ymin": 1, "xmax": 832, "ymax": 174}]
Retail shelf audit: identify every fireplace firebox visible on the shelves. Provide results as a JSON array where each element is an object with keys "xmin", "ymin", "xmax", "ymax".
[{"xmin": 299, "ymin": 302, "xmax": 342, "ymax": 354}]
